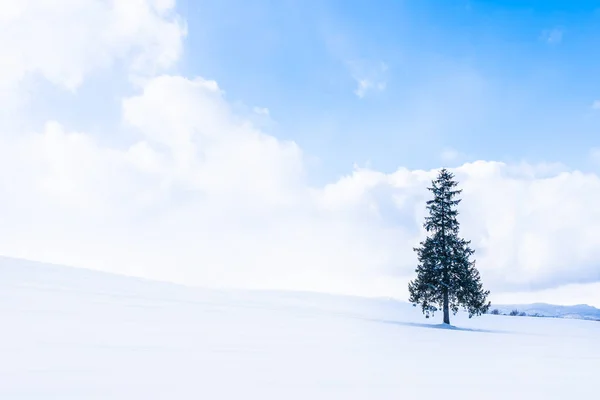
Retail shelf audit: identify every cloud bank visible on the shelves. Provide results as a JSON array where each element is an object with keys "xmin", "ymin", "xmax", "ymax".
[{"xmin": 0, "ymin": 1, "xmax": 599, "ymax": 306}]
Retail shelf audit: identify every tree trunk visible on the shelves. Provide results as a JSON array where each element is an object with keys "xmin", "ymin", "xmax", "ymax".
[{"xmin": 443, "ymin": 289, "xmax": 450, "ymax": 325}]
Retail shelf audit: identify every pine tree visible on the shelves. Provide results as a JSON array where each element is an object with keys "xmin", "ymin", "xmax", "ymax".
[{"xmin": 408, "ymin": 169, "xmax": 490, "ymax": 325}]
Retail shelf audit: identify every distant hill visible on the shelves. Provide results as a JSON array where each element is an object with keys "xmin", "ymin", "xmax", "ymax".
[{"xmin": 490, "ymin": 303, "xmax": 600, "ymax": 321}]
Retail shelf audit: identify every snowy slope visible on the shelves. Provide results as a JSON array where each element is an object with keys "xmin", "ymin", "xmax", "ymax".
[{"xmin": 0, "ymin": 257, "xmax": 598, "ymax": 399}]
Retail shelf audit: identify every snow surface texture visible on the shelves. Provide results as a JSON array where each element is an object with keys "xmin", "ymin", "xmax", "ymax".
[{"xmin": 1, "ymin": 257, "xmax": 598, "ymax": 399}]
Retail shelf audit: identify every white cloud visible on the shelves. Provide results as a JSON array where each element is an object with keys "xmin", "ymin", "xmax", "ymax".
[
  {"xmin": 542, "ymin": 28, "xmax": 563, "ymax": 44},
  {"xmin": 121, "ymin": 75, "xmax": 305, "ymax": 205},
  {"xmin": 0, "ymin": 0, "xmax": 185, "ymax": 93},
  {"xmin": 253, "ymin": 107, "xmax": 270, "ymax": 116},
  {"xmin": 1, "ymin": 1, "xmax": 600, "ymax": 308},
  {"xmin": 348, "ymin": 60, "xmax": 388, "ymax": 98},
  {"xmin": 592, "ymin": 100, "xmax": 600, "ymax": 110},
  {"xmin": 354, "ymin": 79, "xmax": 387, "ymax": 98},
  {"xmin": 493, "ymin": 281, "xmax": 600, "ymax": 307},
  {"xmin": 440, "ymin": 147, "xmax": 460, "ymax": 162}
]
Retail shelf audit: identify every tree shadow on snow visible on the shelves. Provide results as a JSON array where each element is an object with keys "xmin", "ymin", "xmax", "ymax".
[{"xmin": 370, "ymin": 318, "xmax": 514, "ymax": 335}]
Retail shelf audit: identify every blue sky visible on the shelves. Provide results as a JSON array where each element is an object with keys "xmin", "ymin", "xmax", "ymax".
[
  {"xmin": 3, "ymin": 0, "xmax": 600, "ymax": 306},
  {"xmin": 177, "ymin": 0, "xmax": 600, "ymax": 183}
]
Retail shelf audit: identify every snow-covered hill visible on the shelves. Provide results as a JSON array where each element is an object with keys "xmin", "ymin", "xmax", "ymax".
[
  {"xmin": 491, "ymin": 303, "xmax": 600, "ymax": 320},
  {"xmin": 0, "ymin": 257, "xmax": 598, "ymax": 399}
]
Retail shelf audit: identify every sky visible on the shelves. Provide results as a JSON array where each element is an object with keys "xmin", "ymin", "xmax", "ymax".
[{"xmin": 1, "ymin": 0, "xmax": 600, "ymax": 307}]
